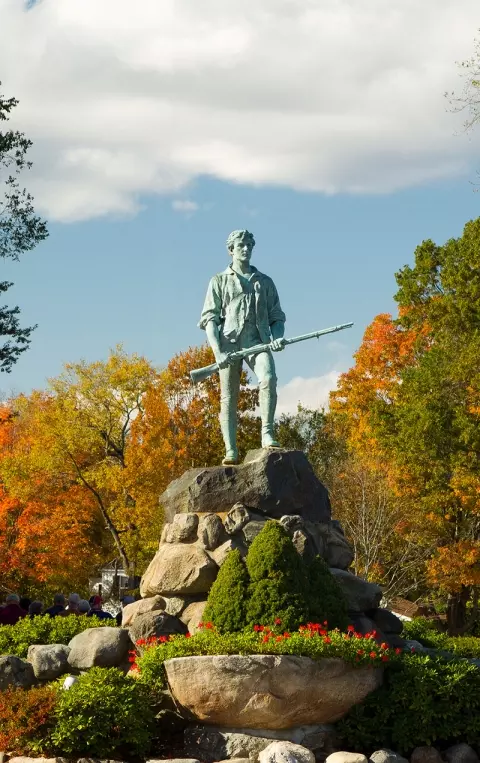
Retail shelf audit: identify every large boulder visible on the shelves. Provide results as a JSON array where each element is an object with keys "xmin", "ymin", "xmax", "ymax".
[
  {"xmin": 140, "ymin": 543, "xmax": 218, "ymax": 597},
  {"xmin": 129, "ymin": 611, "xmax": 188, "ymax": 646},
  {"xmin": 184, "ymin": 725, "xmax": 336, "ymax": 763},
  {"xmin": 27, "ymin": 644, "xmax": 70, "ymax": 681},
  {"xmin": 121, "ymin": 594, "xmax": 166, "ymax": 627},
  {"xmin": 181, "ymin": 601, "xmax": 208, "ymax": 633},
  {"xmin": 329, "ymin": 569, "xmax": 382, "ymax": 612},
  {"xmin": 198, "ymin": 513, "xmax": 227, "ymax": 550},
  {"xmin": 259, "ymin": 742, "xmax": 314, "ymax": 763},
  {"xmin": 0, "ymin": 655, "xmax": 35, "ymax": 690},
  {"xmin": 162, "ymin": 513, "xmax": 199, "ymax": 543},
  {"xmin": 68, "ymin": 627, "xmax": 132, "ymax": 669},
  {"xmin": 370, "ymin": 608, "xmax": 403, "ymax": 635},
  {"xmin": 165, "ymin": 654, "xmax": 382, "ymax": 729},
  {"xmin": 159, "ymin": 449, "xmax": 331, "ymax": 524}
]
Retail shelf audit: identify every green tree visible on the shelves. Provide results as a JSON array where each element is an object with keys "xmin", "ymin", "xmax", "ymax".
[
  {"xmin": 369, "ymin": 218, "xmax": 480, "ymax": 632},
  {"xmin": 0, "ymin": 84, "xmax": 48, "ymax": 372}
]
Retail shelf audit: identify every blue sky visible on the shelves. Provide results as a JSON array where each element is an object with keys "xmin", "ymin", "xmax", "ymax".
[{"xmin": 2, "ymin": 0, "xmax": 480, "ymax": 412}]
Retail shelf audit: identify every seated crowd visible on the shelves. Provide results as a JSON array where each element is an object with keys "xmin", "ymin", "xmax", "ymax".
[{"xmin": 0, "ymin": 592, "xmax": 134, "ymax": 626}]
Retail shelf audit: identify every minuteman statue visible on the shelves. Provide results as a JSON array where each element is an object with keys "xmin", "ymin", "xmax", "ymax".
[{"xmin": 199, "ymin": 229, "xmax": 286, "ymax": 465}]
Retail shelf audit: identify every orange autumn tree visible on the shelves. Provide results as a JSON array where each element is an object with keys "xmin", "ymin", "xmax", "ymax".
[
  {"xmin": 0, "ymin": 403, "xmax": 101, "ymax": 598},
  {"xmin": 126, "ymin": 345, "xmax": 260, "ymax": 547}
]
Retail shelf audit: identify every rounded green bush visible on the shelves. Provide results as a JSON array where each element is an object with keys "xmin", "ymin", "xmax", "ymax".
[
  {"xmin": 246, "ymin": 574, "xmax": 310, "ymax": 631},
  {"xmin": 50, "ymin": 667, "xmax": 154, "ymax": 758},
  {"xmin": 246, "ymin": 520, "xmax": 306, "ymax": 583},
  {"xmin": 203, "ymin": 548, "xmax": 249, "ymax": 633}
]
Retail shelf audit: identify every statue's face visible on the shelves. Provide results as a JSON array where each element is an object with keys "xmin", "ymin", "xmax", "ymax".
[{"xmin": 230, "ymin": 237, "xmax": 254, "ymax": 264}]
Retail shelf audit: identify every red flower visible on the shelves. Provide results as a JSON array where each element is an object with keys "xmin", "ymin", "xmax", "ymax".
[
  {"xmin": 347, "ymin": 625, "xmax": 355, "ymax": 633},
  {"xmin": 357, "ymin": 649, "xmax": 365, "ymax": 656},
  {"xmin": 395, "ymin": 647, "xmax": 402, "ymax": 655},
  {"xmin": 262, "ymin": 635, "xmax": 270, "ymax": 643},
  {"xmin": 319, "ymin": 629, "xmax": 327, "ymax": 637},
  {"xmin": 254, "ymin": 625, "xmax": 261, "ymax": 632},
  {"xmin": 381, "ymin": 655, "xmax": 389, "ymax": 662},
  {"xmin": 185, "ymin": 632, "xmax": 191, "ymax": 638},
  {"xmin": 323, "ymin": 637, "xmax": 332, "ymax": 645},
  {"xmin": 198, "ymin": 622, "xmax": 204, "ymax": 629},
  {"xmin": 323, "ymin": 620, "xmax": 328, "ymax": 626},
  {"xmin": 283, "ymin": 632, "xmax": 291, "ymax": 639},
  {"xmin": 276, "ymin": 636, "xmax": 283, "ymax": 642},
  {"xmin": 380, "ymin": 642, "xmax": 389, "ymax": 650},
  {"xmin": 354, "ymin": 633, "xmax": 362, "ymax": 639},
  {"xmin": 205, "ymin": 622, "xmax": 213, "ymax": 629},
  {"xmin": 275, "ymin": 618, "xmax": 282, "ymax": 625},
  {"xmin": 369, "ymin": 651, "xmax": 378, "ymax": 659},
  {"xmin": 410, "ymin": 647, "xmax": 416, "ymax": 653}
]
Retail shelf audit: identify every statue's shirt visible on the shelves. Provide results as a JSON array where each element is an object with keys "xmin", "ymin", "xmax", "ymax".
[{"xmin": 199, "ymin": 264, "xmax": 286, "ymax": 346}]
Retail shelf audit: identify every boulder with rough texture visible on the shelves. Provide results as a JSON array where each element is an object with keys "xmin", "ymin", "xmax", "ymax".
[
  {"xmin": 0, "ymin": 655, "xmax": 35, "ymax": 690},
  {"xmin": 27, "ymin": 644, "xmax": 70, "ymax": 681},
  {"xmin": 9, "ymin": 759, "xmax": 67, "ymax": 763},
  {"xmin": 370, "ymin": 608, "xmax": 403, "ymax": 635},
  {"xmin": 184, "ymin": 725, "xmax": 336, "ymax": 763},
  {"xmin": 369, "ymin": 751, "xmax": 409, "ymax": 763},
  {"xmin": 165, "ymin": 654, "xmax": 382, "ymax": 729},
  {"xmin": 259, "ymin": 741, "xmax": 315, "ymax": 763},
  {"xmin": 198, "ymin": 513, "xmax": 226, "ymax": 550},
  {"xmin": 68, "ymin": 627, "xmax": 132, "ymax": 669},
  {"xmin": 444, "ymin": 745, "xmax": 480, "ymax": 763},
  {"xmin": 140, "ymin": 543, "xmax": 218, "ymax": 597},
  {"xmin": 410, "ymin": 748, "xmax": 444, "ymax": 763},
  {"xmin": 129, "ymin": 611, "xmax": 188, "ymax": 645},
  {"xmin": 326, "ymin": 754, "xmax": 368, "ymax": 763},
  {"xmin": 225, "ymin": 504, "xmax": 251, "ymax": 534},
  {"xmin": 121, "ymin": 595, "xmax": 166, "ymax": 626},
  {"xmin": 207, "ymin": 538, "xmax": 247, "ymax": 567},
  {"xmin": 159, "ymin": 449, "xmax": 331, "ymax": 523},
  {"xmin": 181, "ymin": 601, "xmax": 208, "ymax": 633},
  {"xmin": 243, "ymin": 519, "xmax": 268, "ymax": 545},
  {"xmin": 329, "ymin": 569, "xmax": 382, "ymax": 612},
  {"xmin": 163, "ymin": 513, "xmax": 199, "ymax": 543},
  {"xmin": 302, "ymin": 522, "xmax": 353, "ymax": 570}
]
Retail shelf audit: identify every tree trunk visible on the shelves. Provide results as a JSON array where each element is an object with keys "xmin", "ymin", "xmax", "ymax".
[{"xmin": 447, "ymin": 585, "xmax": 470, "ymax": 635}]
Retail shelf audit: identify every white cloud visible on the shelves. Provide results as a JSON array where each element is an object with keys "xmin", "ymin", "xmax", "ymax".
[
  {"xmin": 276, "ymin": 371, "xmax": 340, "ymax": 416},
  {"xmin": 1, "ymin": 0, "xmax": 480, "ymax": 221},
  {"xmin": 171, "ymin": 199, "xmax": 199, "ymax": 213}
]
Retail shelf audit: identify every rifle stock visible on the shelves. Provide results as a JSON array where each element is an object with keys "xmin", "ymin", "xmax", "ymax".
[{"xmin": 190, "ymin": 362, "xmax": 220, "ymax": 384}]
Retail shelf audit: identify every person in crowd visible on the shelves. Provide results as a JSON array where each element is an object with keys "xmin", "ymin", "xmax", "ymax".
[
  {"xmin": 87, "ymin": 595, "xmax": 114, "ymax": 620},
  {"xmin": 116, "ymin": 594, "xmax": 135, "ymax": 626},
  {"xmin": 58, "ymin": 593, "xmax": 81, "ymax": 616},
  {"xmin": 45, "ymin": 593, "xmax": 66, "ymax": 617},
  {"xmin": 19, "ymin": 597, "xmax": 32, "ymax": 614},
  {"xmin": 28, "ymin": 600, "xmax": 43, "ymax": 618},
  {"xmin": 78, "ymin": 599, "xmax": 90, "ymax": 614},
  {"xmin": 0, "ymin": 594, "xmax": 27, "ymax": 625}
]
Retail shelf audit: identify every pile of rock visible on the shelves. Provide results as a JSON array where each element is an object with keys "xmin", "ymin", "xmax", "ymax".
[{"xmin": 136, "ymin": 448, "xmax": 404, "ymax": 645}]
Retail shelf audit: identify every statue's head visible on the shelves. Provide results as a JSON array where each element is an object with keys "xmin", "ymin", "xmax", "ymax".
[{"xmin": 226, "ymin": 229, "xmax": 256, "ymax": 257}]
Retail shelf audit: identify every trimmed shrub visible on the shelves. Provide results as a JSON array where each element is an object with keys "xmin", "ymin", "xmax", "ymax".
[
  {"xmin": 246, "ymin": 520, "xmax": 305, "ymax": 583},
  {"xmin": 203, "ymin": 549, "xmax": 249, "ymax": 632},
  {"xmin": 307, "ymin": 555, "xmax": 349, "ymax": 631},
  {"xmin": 0, "ymin": 614, "xmax": 117, "ymax": 658},
  {"xmin": 337, "ymin": 654, "xmax": 480, "ymax": 754},
  {"xmin": 246, "ymin": 574, "xmax": 310, "ymax": 631},
  {"xmin": 50, "ymin": 667, "xmax": 154, "ymax": 758},
  {"xmin": 403, "ymin": 617, "xmax": 480, "ymax": 658},
  {"xmin": 0, "ymin": 685, "xmax": 58, "ymax": 755},
  {"xmin": 246, "ymin": 521, "xmax": 311, "ymax": 631}
]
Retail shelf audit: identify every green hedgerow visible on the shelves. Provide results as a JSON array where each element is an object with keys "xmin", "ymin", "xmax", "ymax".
[
  {"xmin": 203, "ymin": 549, "xmax": 249, "ymax": 632},
  {"xmin": 402, "ymin": 618, "xmax": 480, "ymax": 659},
  {"xmin": 337, "ymin": 654, "xmax": 480, "ymax": 754},
  {"xmin": 307, "ymin": 555, "xmax": 349, "ymax": 631},
  {"xmin": 0, "ymin": 684, "xmax": 58, "ymax": 756},
  {"xmin": 50, "ymin": 667, "xmax": 154, "ymax": 759},
  {"xmin": 0, "ymin": 615, "xmax": 117, "ymax": 658}
]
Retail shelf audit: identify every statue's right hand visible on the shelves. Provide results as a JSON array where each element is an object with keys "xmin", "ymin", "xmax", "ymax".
[{"xmin": 216, "ymin": 351, "xmax": 233, "ymax": 370}]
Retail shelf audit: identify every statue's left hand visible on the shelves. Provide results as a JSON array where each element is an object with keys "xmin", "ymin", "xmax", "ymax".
[{"xmin": 270, "ymin": 338, "xmax": 286, "ymax": 352}]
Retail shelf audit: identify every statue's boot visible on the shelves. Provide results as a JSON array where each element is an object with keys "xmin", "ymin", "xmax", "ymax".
[{"xmin": 220, "ymin": 411, "xmax": 239, "ymax": 465}]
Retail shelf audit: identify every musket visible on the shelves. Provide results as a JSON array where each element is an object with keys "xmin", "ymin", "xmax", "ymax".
[{"xmin": 190, "ymin": 322, "xmax": 354, "ymax": 385}]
